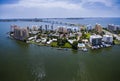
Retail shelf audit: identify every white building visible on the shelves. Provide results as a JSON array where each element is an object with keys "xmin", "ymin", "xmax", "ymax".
[
  {"xmin": 108, "ymin": 24, "xmax": 120, "ymax": 31},
  {"xmin": 102, "ymin": 35, "xmax": 113, "ymax": 44},
  {"xmin": 47, "ymin": 40, "xmax": 53, "ymax": 44},
  {"xmin": 90, "ymin": 35, "xmax": 102, "ymax": 46},
  {"xmin": 68, "ymin": 39, "xmax": 76, "ymax": 44},
  {"xmin": 41, "ymin": 38, "xmax": 47, "ymax": 43},
  {"xmin": 86, "ymin": 24, "xmax": 92, "ymax": 31}
]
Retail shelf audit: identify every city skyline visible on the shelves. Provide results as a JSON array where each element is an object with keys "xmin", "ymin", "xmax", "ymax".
[{"xmin": 0, "ymin": 0, "xmax": 120, "ymax": 18}]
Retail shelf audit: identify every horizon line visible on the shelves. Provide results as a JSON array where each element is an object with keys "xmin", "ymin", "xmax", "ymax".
[{"xmin": 0, "ymin": 16, "xmax": 120, "ymax": 19}]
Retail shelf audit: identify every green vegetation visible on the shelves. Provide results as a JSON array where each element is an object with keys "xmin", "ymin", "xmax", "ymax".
[
  {"xmin": 62, "ymin": 42, "xmax": 72, "ymax": 48},
  {"xmin": 116, "ymin": 30, "xmax": 120, "ymax": 34},
  {"xmin": 50, "ymin": 42, "xmax": 58, "ymax": 47},
  {"xmin": 81, "ymin": 32, "xmax": 87, "ymax": 39},
  {"xmin": 57, "ymin": 38, "xmax": 67, "ymax": 46},
  {"xmin": 114, "ymin": 40, "xmax": 120, "ymax": 45},
  {"xmin": 68, "ymin": 36, "xmax": 76, "ymax": 40},
  {"xmin": 80, "ymin": 32, "xmax": 91, "ymax": 39},
  {"xmin": 72, "ymin": 41, "xmax": 78, "ymax": 50},
  {"xmin": 86, "ymin": 33, "xmax": 91, "ymax": 39}
]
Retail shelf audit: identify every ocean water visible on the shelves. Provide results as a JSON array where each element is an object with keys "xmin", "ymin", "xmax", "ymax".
[
  {"xmin": 0, "ymin": 18, "xmax": 120, "ymax": 81},
  {"xmin": 46, "ymin": 17, "xmax": 120, "ymax": 27}
]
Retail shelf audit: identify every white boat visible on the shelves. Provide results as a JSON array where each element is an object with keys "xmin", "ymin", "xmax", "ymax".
[{"xmin": 82, "ymin": 48, "xmax": 88, "ymax": 52}]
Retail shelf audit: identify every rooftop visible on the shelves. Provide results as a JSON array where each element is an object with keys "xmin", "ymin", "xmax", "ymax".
[
  {"xmin": 90, "ymin": 35, "xmax": 102, "ymax": 39},
  {"xmin": 103, "ymin": 35, "xmax": 113, "ymax": 37}
]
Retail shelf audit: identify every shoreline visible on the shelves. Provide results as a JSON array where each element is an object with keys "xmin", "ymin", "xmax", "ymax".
[
  {"xmin": 8, "ymin": 23, "xmax": 120, "ymax": 51},
  {"xmin": 8, "ymin": 33, "xmax": 116, "ymax": 52}
]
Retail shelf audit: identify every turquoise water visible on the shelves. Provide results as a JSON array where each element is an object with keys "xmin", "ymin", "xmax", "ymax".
[{"xmin": 0, "ymin": 18, "xmax": 120, "ymax": 81}]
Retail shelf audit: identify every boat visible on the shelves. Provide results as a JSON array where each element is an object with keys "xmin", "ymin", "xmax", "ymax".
[
  {"xmin": 82, "ymin": 48, "xmax": 88, "ymax": 52},
  {"xmin": 56, "ymin": 48, "xmax": 63, "ymax": 50}
]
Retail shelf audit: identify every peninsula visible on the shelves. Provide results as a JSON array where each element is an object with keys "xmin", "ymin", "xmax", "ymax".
[{"xmin": 8, "ymin": 23, "xmax": 120, "ymax": 51}]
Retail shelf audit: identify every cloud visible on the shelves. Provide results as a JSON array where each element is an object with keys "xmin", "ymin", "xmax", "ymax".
[
  {"xmin": 81, "ymin": 0, "xmax": 113, "ymax": 7},
  {"xmin": 0, "ymin": 0, "xmax": 120, "ymax": 18},
  {"xmin": 0, "ymin": 0, "xmax": 82, "ymax": 10}
]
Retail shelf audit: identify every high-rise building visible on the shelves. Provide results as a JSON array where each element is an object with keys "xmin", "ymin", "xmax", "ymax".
[
  {"xmin": 13, "ymin": 26, "xmax": 29, "ymax": 41},
  {"xmin": 10, "ymin": 25, "xmax": 17, "ymax": 32},
  {"xmin": 95, "ymin": 24, "xmax": 102, "ymax": 33},
  {"xmin": 39, "ymin": 25, "xmax": 43, "ymax": 32},
  {"xmin": 32, "ymin": 25, "xmax": 38, "ymax": 31},
  {"xmin": 90, "ymin": 35, "xmax": 102, "ymax": 46},
  {"xmin": 108, "ymin": 24, "xmax": 120, "ymax": 31},
  {"xmin": 57, "ymin": 26, "xmax": 67, "ymax": 34},
  {"xmin": 103, "ymin": 35, "xmax": 113, "ymax": 44},
  {"xmin": 45, "ymin": 25, "xmax": 48, "ymax": 31},
  {"xmin": 51, "ymin": 24, "xmax": 53, "ymax": 31},
  {"xmin": 86, "ymin": 24, "xmax": 92, "ymax": 31}
]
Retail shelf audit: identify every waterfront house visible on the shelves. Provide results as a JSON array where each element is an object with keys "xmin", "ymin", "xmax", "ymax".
[
  {"xmin": 90, "ymin": 35, "xmax": 102, "ymax": 46},
  {"xmin": 28, "ymin": 37, "xmax": 34, "ymax": 41},
  {"xmin": 41, "ymin": 38, "xmax": 47, "ymax": 43},
  {"xmin": 78, "ymin": 43, "xmax": 85, "ymax": 48},
  {"xmin": 82, "ymin": 39, "xmax": 88, "ymax": 44},
  {"xmin": 78, "ymin": 43, "xmax": 88, "ymax": 51},
  {"xmin": 47, "ymin": 40, "xmax": 53, "ymax": 44},
  {"xmin": 68, "ymin": 39, "xmax": 76, "ymax": 44},
  {"xmin": 36, "ymin": 39, "xmax": 41, "ymax": 43}
]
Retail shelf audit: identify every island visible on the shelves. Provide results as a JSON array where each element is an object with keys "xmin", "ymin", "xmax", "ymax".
[{"xmin": 8, "ymin": 23, "xmax": 120, "ymax": 51}]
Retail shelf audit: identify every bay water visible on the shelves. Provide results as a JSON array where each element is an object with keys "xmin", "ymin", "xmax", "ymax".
[{"xmin": 0, "ymin": 18, "xmax": 120, "ymax": 81}]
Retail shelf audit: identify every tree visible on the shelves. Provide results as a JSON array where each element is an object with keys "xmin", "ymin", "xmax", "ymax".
[
  {"xmin": 57, "ymin": 38, "xmax": 68, "ymax": 47},
  {"xmin": 81, "ymin": 32, "xmax": 87, "ymax": 39},
  {"xmin": 57, "ymin": 38, "xmax": 64, "ymax": 47},
  {"xmin": 63, "ymin": 43, "xmax": 72, "ymax": 48},
  {"xmin": 72, "ymin": 41, "xmax": 78, "ymax": 50}
]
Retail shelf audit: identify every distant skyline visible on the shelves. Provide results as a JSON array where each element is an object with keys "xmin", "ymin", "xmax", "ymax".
[{"xmin": 0, "ymin": 0, "xmax": 120, "ymax": 18}]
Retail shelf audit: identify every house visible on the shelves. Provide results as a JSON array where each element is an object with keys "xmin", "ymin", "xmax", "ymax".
[
  {"xmin": 28, "ymin": 37, "xmax": 34, "ymax": 41},
  {"xmin": 78, "ymin": 43, "xmax": 85, "ymax": 48},
  {"xmin": 41, "ymin": 38, "xmax": 47, "ymax": 43},
  {"xmin": 47, "ymin": 40, "xmax": 53, "ymax": 44},
  {"xmin": 68, "ymin": 39, "xmax": 76, "ymax": 44},
  {"xmin": 36, "ymin": 39, "xmax": 41, "ymax": 43},
  {"xmin": 82, "ymin": 39, "xmax": 88, "ymax": 44},
  {"xmin": 52, "ymin": 38, "xmax": 57, "ymax": 41}
]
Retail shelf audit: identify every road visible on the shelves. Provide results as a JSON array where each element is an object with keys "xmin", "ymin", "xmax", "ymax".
[{"xmin": 103, "ymin": 29, "xmax": 120, "ymax": 40}]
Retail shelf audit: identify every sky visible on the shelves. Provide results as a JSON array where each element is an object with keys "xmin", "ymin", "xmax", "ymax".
[{"xmin": 0, "ymin": 0, "xmax": 120, "ymax": 18}]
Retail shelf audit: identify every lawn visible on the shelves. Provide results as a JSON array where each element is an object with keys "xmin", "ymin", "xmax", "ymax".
[
  {"xmin": 114, "ymin": 40, "xmax": 120, "ymax": 45},
  {"xmin": 62, "ymin": 42, "xmax": 72, "ymax": 48},
  {"xmin": 50, "ymin": 42, "xmax": 58, "ymax": 47}
]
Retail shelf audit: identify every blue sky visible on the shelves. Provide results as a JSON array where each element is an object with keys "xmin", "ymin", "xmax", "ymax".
[{"xmin": 0, "ymin": 0, "xmax": 120, "ymax": 18}]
